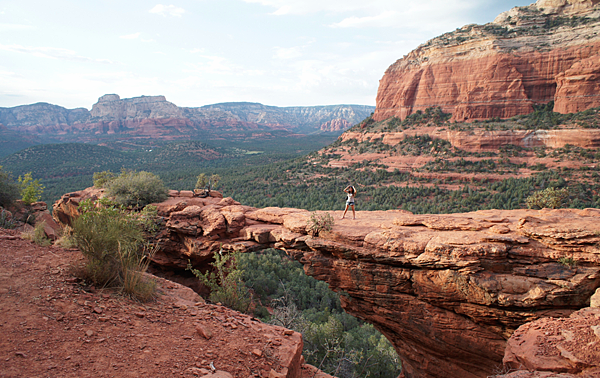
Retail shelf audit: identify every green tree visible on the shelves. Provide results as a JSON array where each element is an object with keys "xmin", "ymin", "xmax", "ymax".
[
  {"xmin": 238, "ymin": 249, "xmax": 402, "ymax": 377},
  {"xmin": 0, "ymin": 166, "xmax": 19, "ymax": 207},
  {"xmin": 195, "ymin": 173, "xmax": 208, "ymax": 190},
  {"xmin": 188, "ymin": 249, "xmax": 252, "ymax": 313},
  {"xmin": 526, "ymin": 187, "xmax": 569, "ymax": 209},
  {"xmin": 209, "ymin": 174, "xmax": 221, "ymax": 190},
  {"xmin": 18, "ymin": 172, "xmax": 44, "ymax": 205},
  {"xmin": 195, "ymin": 173, "xmax": 221, "ymax": 194},
  {"xmin": 93, "ymin": 170, "xmax": 117, "ymax": 188}
]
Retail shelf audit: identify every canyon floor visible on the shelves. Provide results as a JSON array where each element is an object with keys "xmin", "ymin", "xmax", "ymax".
[{"xmin": 0, "ymin": 228, "xmax": 327, "ymax": 378}]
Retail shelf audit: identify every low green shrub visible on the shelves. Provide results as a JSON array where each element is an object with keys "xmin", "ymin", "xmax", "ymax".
[
  {"xmin": 558, "ymin": 256, "xmax": 577, "ymax": 267},
  {"xmin": 105, "ymin": 170, "xmax": 168, "ymax": 208},
  {"xmin": 526, "ymin": 187, "xmax": 569, "ymax": 209},
  {"xmin": 187, "ymin": 249, "xmax": 251, "ymax": 313},
  {"xmin": 0, "ymin": 209, "xmax": 15, "ymax": 229},
  {"xmin": 307, "ymin": 212, "xmax": 334, "ymax": 236},
  {"xmin": 93, "ymin": 170, "xmax": 117, "ymax": 188},
  {"xmin": 72, "ymin": 198, "xmax": 157, "ymax": 301}
]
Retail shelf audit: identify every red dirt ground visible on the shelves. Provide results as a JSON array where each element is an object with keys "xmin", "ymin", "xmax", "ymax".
[{"xmin": 0, "ymin": 229, "xmax": 326, "ymax": 378}]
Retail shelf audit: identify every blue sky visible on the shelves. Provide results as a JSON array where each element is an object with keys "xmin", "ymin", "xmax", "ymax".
[{"xmin": 0, "ymin": 0, "xmax": 533, "ymax": 109}]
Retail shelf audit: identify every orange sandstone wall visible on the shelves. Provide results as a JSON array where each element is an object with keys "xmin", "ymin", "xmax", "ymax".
[{"xmin": 374, "ymin": 43, "xmax": 600, "ymax": 122}]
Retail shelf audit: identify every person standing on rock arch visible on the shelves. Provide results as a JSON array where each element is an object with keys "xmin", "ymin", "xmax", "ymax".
[{"xmin": 341, "ymin": 185, "xmax": 356, "ymax": 220}]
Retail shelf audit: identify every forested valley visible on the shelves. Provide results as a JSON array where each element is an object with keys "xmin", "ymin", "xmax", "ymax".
[{"xmin": 2, "ymin": 104, "xmax": 600, "ymax": 377}]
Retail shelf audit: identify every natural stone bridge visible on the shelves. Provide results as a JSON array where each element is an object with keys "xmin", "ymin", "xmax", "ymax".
[{"xmin": 53, "ymin": 188, "xmax": 600, "ymax": 378}]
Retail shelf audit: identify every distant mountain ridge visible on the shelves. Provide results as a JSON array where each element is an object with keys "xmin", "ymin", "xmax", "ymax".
[
  {"xmin": 200, "ymin": 102, "xmax": 375, "ymax": 133},
  {"xmin": 0, "ymin": 94, "xmax": 375, "ymax": 139}
]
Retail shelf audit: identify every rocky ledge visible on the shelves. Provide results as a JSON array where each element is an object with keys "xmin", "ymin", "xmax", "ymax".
[{"xmin": 53, "ymin": 188, "xmax": 600, "ymax": 378}]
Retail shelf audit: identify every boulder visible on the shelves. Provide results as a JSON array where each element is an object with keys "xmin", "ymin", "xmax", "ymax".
[{"xmin": 503, "ymin": 307, "xmax": 600, "ymax": 377}]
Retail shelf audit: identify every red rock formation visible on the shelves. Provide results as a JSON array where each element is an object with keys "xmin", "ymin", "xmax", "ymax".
[
  {"xmin": 339, "ymin": 128, "xmax": 600, "ymax": 152},
  {"xmin": 374, "ymin": 0, "xmax": 600, "ymax": 122},
  {"xmin": 320, "ymin": 119, "xmax": 352, "ymax": 132},
  {"xmin": 501, "ymin": 307, "xmax": 600, "ymax": 377},
  {"xmin": 555, "ymin": 53, "xmax": 600, "ymax": 114},
  {"xmin": 53, "ymin": 189, "xmax": 600, "ymax": 378},
  {"xmin": 7, "ymin": 200, "xmax": 61, "ymax": 240}
]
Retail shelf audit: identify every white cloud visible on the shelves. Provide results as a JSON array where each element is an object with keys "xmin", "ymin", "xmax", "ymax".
[
  {"xmin": 149, "ymin": 4, "xmax": 186, "ymax": 17},
  {"xmin": 274, "ymin": 46, "xmax": 302, "ymax": 60},
  {"xmin": 184, "ymin": 55, "xmax": 241, "ymax": 75},
  {"xmin": 330, "ymin": 11, "xmax": 399, "ymax": 28},
  {"xmin": 188, "ymin": 48, "xmax": 205, "ymax": 54},
  {"xmin": 0, "ymin": 23, "xmax": 34, "ymax": 31},
  {"xmin": 119, "ymin": 32, "xmax": 141, "ymax": 39},
  {"xmin": 241, "ymin": 0, "xmax": 369, "ymax": 15},
  {"xmin": 0, "ymin": 44, "xmax": 115, "ymax": 64},
  {"xmin": 183, "ymin": 54, "xmax": 265, "ymax": 77},
  {"xmin": 242, "ymin": 0, "xmax": 481, "ymax": 31}
]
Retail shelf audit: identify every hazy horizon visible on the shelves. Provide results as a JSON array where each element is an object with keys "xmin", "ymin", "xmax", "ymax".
[{"xmin": 1, "ymin": 0, "xmax": 532, "ymax": 109}]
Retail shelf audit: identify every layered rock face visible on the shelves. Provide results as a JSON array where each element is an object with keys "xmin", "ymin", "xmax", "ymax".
[
  {"xmin": 339, "ymin": 128, "xmax": 600, "ymax": 151},
  {"xmin": 374, "ymin": 0, "xmax": 600, "ymax": 122},
  {"xmin": 53, "ymin": 188, "xmax": 600, "ymax": 378},
  {"xmin": 90, "ymin": 94, "xmax": 182, "ymax": 119},
  {"xmin": 320, "ymin": 119, "xmax": 352, "ymax": 132}
]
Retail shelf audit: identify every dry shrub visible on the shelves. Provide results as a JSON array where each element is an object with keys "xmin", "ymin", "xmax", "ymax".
[
  {"xmin": 307, "ymin": 212, "xmax": 334, "ymax": 236},
  {"xmin": 21, "ymin": 221, "xmax": 51, "ymax": 247},
  {"xmin": 54, "ymin": 225, "xmax": 78, "ymax": 249},
  {"xmin": 72, "ymin": 198, "xmax": 157, "ymax": 301}
]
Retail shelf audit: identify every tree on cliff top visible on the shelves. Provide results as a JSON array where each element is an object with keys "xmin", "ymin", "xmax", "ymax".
[
  {"xmin": 18, "ymin": 172, "xmax": 44, "ymax": 205},
  {"xmin": 526, "ymin": 187, "xmax": 569, "ymax": 209},
  {"xmin": 96, "ymin": 169, "xmax": 168, "ymax": 208}
]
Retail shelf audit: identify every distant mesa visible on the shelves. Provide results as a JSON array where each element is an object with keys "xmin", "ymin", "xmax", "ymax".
[
  {"xmin": 0, "ymin": 94, "xmax": 375, "ymax": 145},
  {"xmin": 374, "ymin": 0, "xmax": 600, "ymax": 122},
  {"xmin": 97, "ymin": 94, "xmax": 121, "ymax": 103}
]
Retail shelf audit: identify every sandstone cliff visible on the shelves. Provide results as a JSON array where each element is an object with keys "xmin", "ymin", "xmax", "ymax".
[
  {"xmin": 53, "ymin": 188, "xmax": 600, "ymax": 378},
  {"xmin": 374, "ymin": 0, "xmax": 600, "ymax": 122}
]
